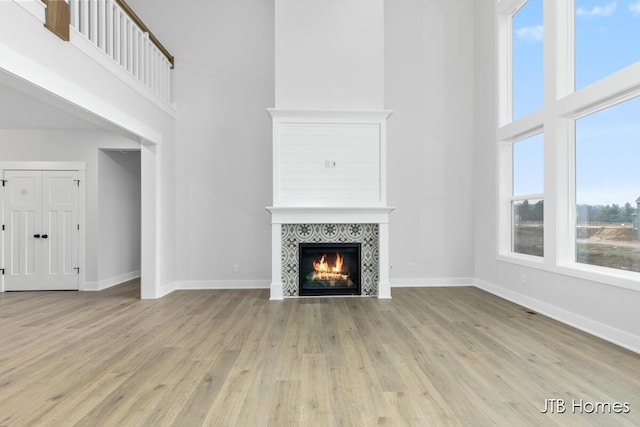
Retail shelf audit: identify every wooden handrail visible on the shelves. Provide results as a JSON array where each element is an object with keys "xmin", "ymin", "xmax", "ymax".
[
  {"xmin": 42, "ymin": 0, "xmax": 70, "ymax": 41},
  {"xmin": 114, "ymin": 0, "xmax": 175, "ymax": 68}
]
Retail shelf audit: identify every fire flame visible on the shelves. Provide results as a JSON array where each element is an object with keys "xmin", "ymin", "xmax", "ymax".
[{"xmin": 310, "ymin": 253, "xmax": 349, "ymax": 281}]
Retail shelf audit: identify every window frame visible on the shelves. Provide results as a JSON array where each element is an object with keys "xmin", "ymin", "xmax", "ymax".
[
  {"xmin": 498, "ymin": 128, "xmax": 545, "ymax": 265},
  {"xmin": 497, "ymin": 0, "xmax": 545, "ymax": 264},
  {"xmin": 507, "ymin": 130, "xmax": 545, "ymax": 258},
  {"xmin": 496, "ymin": 0, "xmax": 640, "ymax": 290}
]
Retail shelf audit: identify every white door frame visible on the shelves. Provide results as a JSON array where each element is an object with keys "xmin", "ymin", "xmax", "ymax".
[{"xmin": 1, "ymin": 161, "xmax": 86, "ymax": 292}]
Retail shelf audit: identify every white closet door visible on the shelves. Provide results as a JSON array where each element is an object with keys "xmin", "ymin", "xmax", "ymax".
[
  {"xmin": 3, "ymin": 170, "xmax": 78, "ymax": 291},
  {"xmin": 42, "ymin": 171, "xmax": 79, "ymax": 290},
  {"xmin": 3, "ymin": 171, "xmax": 43, "ymax": 290}
]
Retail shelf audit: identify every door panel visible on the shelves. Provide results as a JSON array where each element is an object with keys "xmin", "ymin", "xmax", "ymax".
[
  {"xmin": 4, "ymin": 171, "xmax": 43, "ymax": 290},
  {"xmin": 3, "ymin": 170, "xmax": 78, "ymax": 291},
  {"xmin": 42, "ymin": 171, "xmax": 78, "ymax": 290}
]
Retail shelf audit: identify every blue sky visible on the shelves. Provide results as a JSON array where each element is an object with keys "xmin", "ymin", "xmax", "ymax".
[
  {"xmin": 512, "ymin": 0, "xmax": 640, "ymax": 207},
  {"xmin": 513, "ymin": 133, "xmax": 543, "ymax": 195}
]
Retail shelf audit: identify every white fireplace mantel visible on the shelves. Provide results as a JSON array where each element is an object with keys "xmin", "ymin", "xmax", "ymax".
[
  {"xmin": 266, "ymin": 206, "xmax": 395, "ymax": 224},
  {"xmin": 267, "ymin": 108, "xmax": 393, "ymax": 300}
]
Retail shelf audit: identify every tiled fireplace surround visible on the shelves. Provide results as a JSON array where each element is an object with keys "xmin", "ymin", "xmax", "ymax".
[
  {"xmin": 282, "ymin": 223, "xmax": 378, "ymax": 296},
  {"xmin": 267, "ymin": 110, "xmax": 393, "ymax": 299}
]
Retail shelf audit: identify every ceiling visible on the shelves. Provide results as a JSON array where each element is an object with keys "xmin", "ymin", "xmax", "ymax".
[
  {"xmin": 0, "ymin": 69, "xmax": 141, "ymax": 143},
  {"xmin": 0, "ymin": 80, "xmax": 102, "ymax": 130}
]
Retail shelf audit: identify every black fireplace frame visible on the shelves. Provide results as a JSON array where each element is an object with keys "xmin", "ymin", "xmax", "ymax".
[{"xmin": 298, "ymin": 242, "xmax": 362, "ymax": 296}]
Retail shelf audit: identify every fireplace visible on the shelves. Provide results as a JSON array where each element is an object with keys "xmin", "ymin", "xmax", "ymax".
[
  {"xmin": 266, "ymin": 109, "xmax": 394, "ymax": 299},
  {"xmin": 298, "ymin": 243, "xmax": 361, "ymax": 296}
]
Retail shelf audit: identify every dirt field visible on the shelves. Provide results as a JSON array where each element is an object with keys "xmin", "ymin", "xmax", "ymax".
[
  {"xmin": 576, "ymin": 223, "xmax": 640, "ymax": 272},
  {"xmin": 516, "ymin": 222, "xmax": 640, "ymax": 272},
  {"xmin": 514, "ymin": 223, "xmax": 543, "ymax": 257}
]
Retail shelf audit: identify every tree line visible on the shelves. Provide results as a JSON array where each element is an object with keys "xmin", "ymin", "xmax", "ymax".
[
  {"xmin": 517, "ymin": 201, "xmax": 639, "ymax": 224},
  {"xmin": 516, "ymin": 199, "xmax": 544, "ymax": 222},
  {"xmin": 577, "ymin": 203, "xmax": 637, "ymax": 224}
]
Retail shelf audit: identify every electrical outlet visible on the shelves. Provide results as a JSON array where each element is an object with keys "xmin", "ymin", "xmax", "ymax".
[
  {"xmin": 521, "ymin": 274, "xmax": 527, "ymax": 286},
  {"xmin": 233, "ymin": 264, "xmax": 239, "ymax": 273},
  {"xmin": 408, "ymin": 263, "xmax": 416, "ymax": 272}
]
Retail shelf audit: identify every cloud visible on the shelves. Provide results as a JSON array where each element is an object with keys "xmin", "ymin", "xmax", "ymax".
[
  {"xmin": 576, "ymin": 2, "xmax": 617, "ymax": 17},
  {"xmin": 630, "ymin": 1, "xmax": 640, "ymax": 15},
  {"xmin": 515, "ymin": 25, "xmax": 543, "ymax": 42}
]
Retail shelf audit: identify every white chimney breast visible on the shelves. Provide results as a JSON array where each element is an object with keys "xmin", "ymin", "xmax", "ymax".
[
  {"xmin": 275, "ymin": 0, "xmax": 384, "ymax": 110},
  {"xmin": 268, "ymin": 0, "xmax": 391, "ymax": 299},
  {"xmin": 267, "ymin": 109, "xmax": 393, "ymax": 300}
]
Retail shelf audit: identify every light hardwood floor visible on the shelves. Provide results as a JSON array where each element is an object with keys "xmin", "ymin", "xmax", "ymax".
[{"xmin": 0, "ymin": 281, "xmax": 638, "ymax": 426}]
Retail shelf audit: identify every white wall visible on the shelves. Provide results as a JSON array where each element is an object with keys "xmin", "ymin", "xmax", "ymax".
[
  {"xmin": 0, "ymin": 130, "xmax": 139, "ymax": 288},
  {"xmin": 473, "ymin": 0, "xmax": 640, "ymax": 352},
  {"xmin": 98, "ymin": 150, "xmax": 141, "ymax": 288},
  {"xmin": 275, "ymin": 0, "xmax": 384, "ymax": 109},
  {"xmin": 128, "ymin": 0, "xmax": 275, "ymax": 288},
  {"xmin": 127, "ymin": 0, "xmax": 477, "ymax": 290},
  {"xmin": 385, "ymin": 0, "xmax": 476, "ymax": 284}
]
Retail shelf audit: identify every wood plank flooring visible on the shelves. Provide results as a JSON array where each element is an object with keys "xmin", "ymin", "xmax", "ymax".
[{"xmin": 0, "ymin": 281, "xmax": 639, "ymax": 426}]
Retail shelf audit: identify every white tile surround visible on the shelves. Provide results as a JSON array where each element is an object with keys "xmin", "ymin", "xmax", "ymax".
[{"xmin": 267, "ymin": 110, "xmax": 394, "ymax": 299}]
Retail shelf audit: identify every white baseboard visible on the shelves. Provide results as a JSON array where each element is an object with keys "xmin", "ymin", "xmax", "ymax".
[
  {"xmin": 82, "ymin": 270, "xmax": 140, "ymax": 291},
  {"xmin": 157, "ymin": 281, "xmax": 176, "ymax": 298},
  {"xmin": 391, "ymin": 277, "xmax": 474, "ymax": 287},
  {"xmin": 474, "ymin": 278, "xmax": 640, "ymax": 355},
  {"xmin": 81, "ymin": 281, "xmax": 99, "ymax": 291},
  {"xmin": 175, "ymin": 280, "xmax": 271, "ymax": 290}
]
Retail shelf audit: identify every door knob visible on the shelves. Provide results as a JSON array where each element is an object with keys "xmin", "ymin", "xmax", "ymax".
[{"xmin": 34, "ymin": 234, "xmax": 40, "ymax": 238}]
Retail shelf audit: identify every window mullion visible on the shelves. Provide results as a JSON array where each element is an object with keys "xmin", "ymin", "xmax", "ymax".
[{"xmin": 556, "ymin": 117, "xmax": 575, "ymax": 266}]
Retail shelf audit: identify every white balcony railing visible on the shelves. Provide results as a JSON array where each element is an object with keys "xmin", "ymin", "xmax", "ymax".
[{"xmin": 68, "ymin": 0, "xmax": 173, "ymax": 104}]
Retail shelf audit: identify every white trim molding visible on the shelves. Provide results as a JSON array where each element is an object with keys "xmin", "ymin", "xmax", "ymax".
[
  {"xmin": 392, "ymin": 277, "xmax": 474, "ymax": 287},
  {"xmin": 82, "ymin": 270, "xmax": 140, "ymax": 291},
  {"xmin": 474, "ymin": 278, "xmax": 640, "ymax": 355},
  {"xmin": 267, "ymin": 108, "xmax": 393, "ymax": 121},
  {"xmin": 175, "ymin": 280, "xmax": 271, "ymax": 290},
  {"xmin": 157, "ymin": 281, "xmax": 176, "ymax": 299},
  {"xmin": 267, "ymin": 206, "xmax": 395, "ymax": 225}
]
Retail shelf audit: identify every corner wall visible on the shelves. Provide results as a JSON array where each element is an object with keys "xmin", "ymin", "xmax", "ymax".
[
  {"xmin": 98, "ymin": 150, "xmax": 141, "ymax": 289},
  {"xmin": 473, "ymin": 0, "xmax": 640, "ymax": 352},
  {"xmin": 385, "ymin": 0, "xmax": 476, "ymax": 285},
  {"xmin": 127, "ymin": 0, "xmax": 275, "ymax": 289}
]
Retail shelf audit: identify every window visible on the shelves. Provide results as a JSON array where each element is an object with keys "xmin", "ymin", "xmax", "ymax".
[
  {"xmin": 575, "ymin": 96, "xmax": 640, "ymax": 272},
  {"xmin": 512, "ymin": 0, "xmax": 544, "ymax": 119},
  {"xmin": 498, "ymin": 0, "xmax": 640, "ymax": 288},
  {"xmin": 499, "ymin": 0, "xmax": 545, "ymax": 259},
  {"xmin": 512, "ymin": 133, "xmax": 544, "ymax": 256},
  {"xmin": 575, "ymin": 1, "xmax": 640, "ymax": 90}
]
